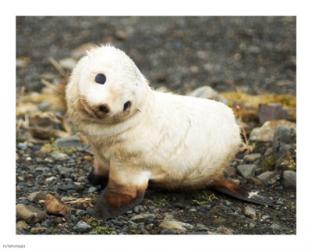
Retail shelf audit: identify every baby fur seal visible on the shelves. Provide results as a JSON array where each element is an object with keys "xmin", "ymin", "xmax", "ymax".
[{"xmin": 66, "ymin": 45, "xmax": 272, "ymax": 219}]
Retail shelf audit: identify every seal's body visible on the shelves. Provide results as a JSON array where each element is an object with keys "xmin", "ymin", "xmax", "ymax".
[
  {"xmin": 85, "ymin": 91, "xmax": 240, "ymax": 189},
  {"xmin": 66, "ymin": 45, "xmax": 247, "ymax": 218}
]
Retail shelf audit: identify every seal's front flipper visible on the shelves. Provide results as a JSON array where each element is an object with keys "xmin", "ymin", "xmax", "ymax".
[
  {"xmin": 210, "ymin": 179, "xmax": 274, "ymax": 207},
  {"xmin": 95, "ymin": 168, "xmax": 149, "ymax": 219},
  {"xmin": 95, "ymin": 181, "xmax": 146, "ymax": 219}
]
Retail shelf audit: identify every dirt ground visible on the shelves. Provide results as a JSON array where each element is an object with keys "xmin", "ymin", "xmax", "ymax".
[{"xmin": 16, "ymin": 16, "xmax": 296, "ymax": 235}]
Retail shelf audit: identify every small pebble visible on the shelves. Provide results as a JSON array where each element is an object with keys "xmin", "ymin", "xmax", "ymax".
[
  {"xmin": 130, "ymin": 213, "xmax": 155, "ymax": 222},
  {"xmin": 243, "ymin": 206, "xmax": 257, "ymax": 220},
  {"xmin": 51, "ymin": 151, "xmax": 68, "ymax": 161},
  {"xmin": 74, "ymin": 220, "xmax": 92, "ymax": 233},
  {"xmin": 244, "ymin": 153, "xmax": 261, "ymax": 163},
  {"xmin": 87, "ymin": 186, "xmax": 97, "ymax": 193},
  {"xmin": 45, "ymin": 176, "xmax": 57, "ymax": 184}
]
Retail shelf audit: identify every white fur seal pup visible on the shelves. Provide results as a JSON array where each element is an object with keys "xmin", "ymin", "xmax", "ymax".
[{"xmin": 66, "ymin": 45, "xmax": 272, "ymax": 218}]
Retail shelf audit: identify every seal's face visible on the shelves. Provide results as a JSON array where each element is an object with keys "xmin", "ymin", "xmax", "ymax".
[{"xmin": 72, "ymin": 46, "xmax": 148, "ymax": 125}]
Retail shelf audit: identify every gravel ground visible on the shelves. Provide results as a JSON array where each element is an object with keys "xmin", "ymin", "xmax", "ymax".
[{"xmin": 16, "ymin": 16, "xmax": 296, "ymax": 235}]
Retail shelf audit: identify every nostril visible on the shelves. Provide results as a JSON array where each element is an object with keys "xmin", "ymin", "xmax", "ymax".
[
  {"xmin": 98, "ymin": 104, "xmax": 110, "ymax": 114},
  {"xmin": 123, "ymin": 101, "xmax": 132, "ymax": 112}
]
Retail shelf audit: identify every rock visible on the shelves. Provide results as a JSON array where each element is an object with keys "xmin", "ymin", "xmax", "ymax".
[
  {"xmin": 159, "ymin": 215, "xmax": 193, "ymax": 233},
  {"xmin": 188, "ymin": 86, "xmax": 226, "ymax": 103},
  {"xmin": 44, "ymin": 194, "xmax": 70, "ymax": 216},
  {"xmin": 259, "ymin": 147, "xmax": 276, "ymax": 171},
  {"xmin": 261, "ymin": 215, "xmax": 271, "ymax": 221},
  {"xmin": 258, "ymin": 104, "xmax": 289, "ymax": 124},
  {"xmin": 73, "ymin": 220, "xmax": 92, "ymax": 233},
  {"xmin": 283, "ymin": 170, "xmax": 296, "ymax": 188},
  {"xmin": 243, "ymin": 153, "xmax": 261, "ymax": 163},
  {"xmin": 55, "ymin": 135, "xmax": 85, "ymax": 150},
  {"xmin": 30, "ymin": 226, "xmax": 46, "ymax": 234},
  {"xmin": 133, "ymin": 205, "xmax": 145, "ymax": 213},
  {"xmin": 272, "ymin": 127, "xmax": 296, "ymax": 171},
  {"xmin": 250, "ymin": 120, "xmax": 296, "ymax": 142},
  {"xmin": 196, "ymin": 223, "xmax": 209, "ymax": 231},
  {"xmin": 17, "ymin": 142, "xmax": 28, "ymax": 150},
  {"xmin": 50, "ymin": 151, "xmax": 68, "ymax": 161},
  {"xmin": 27, "ymin": 191, "xmax": 47, "ymax": 202},
  {"xmin": 257, "ymin": 171, "xmax": 276, "ymax": 184},
  {"xmin": 16, "ymin": 204, "xmax": 46, "ymax": 223},
  {"xmin": 237, "ymin": 164, "xmax": 256, "ymax": 178},
  {"xmin": 130, "ymin": 213, "xmax": 155, "ymax": 222},
  {"xmin": 273, "ymin": 126, "xmax": 296, "ymax": 149},
  {"xmin": 87, "ymin": 186, "xmax": 97, "ymax": 193},
  {"xmin": 249, "ymin": 222, "xmax": 256, "ymax": 229},
  {"xmin": 59, "ymin": 58, "xmax": 77, "ymax": 70},
  {"xmin": 16, "ymin": 220, "xmax": 30, "ymax": 232},
  {"xmin": 216, "ymin": 225, "xmax": 234, "ymax": 234},
  {"xmin": 243, "ymin": 206, "xmax": 257, "ymax": 219},
  {"xmin": 45, "ymin": 176, "xmax": 57, "ymax": 184},
  {"xmin": 271, "ymin": 223, "xmax": 282, "ymax": 231}
]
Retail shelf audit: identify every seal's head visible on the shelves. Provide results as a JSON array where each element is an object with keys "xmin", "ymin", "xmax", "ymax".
[{"xmin": 66, "ymin": 45, "xmax": 150, "ymax": 125}]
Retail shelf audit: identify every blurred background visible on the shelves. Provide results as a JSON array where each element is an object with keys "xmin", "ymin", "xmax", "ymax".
[{"xmin": 16, "ymin": 16, "xmax": 296, "ymax": 95}]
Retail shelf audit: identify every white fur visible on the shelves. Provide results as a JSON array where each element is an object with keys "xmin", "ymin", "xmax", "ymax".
[{"xmin": 66, "ymin": 45, "xmax": 241, "ymax": 188}]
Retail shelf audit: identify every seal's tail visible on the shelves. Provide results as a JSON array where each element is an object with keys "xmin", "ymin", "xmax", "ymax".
[{"xmin": 210, "ymin": 179, "xmax": 274, "ymax": 206}]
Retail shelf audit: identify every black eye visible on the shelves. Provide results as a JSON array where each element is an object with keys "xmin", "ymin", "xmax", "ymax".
[{"xmin": 95, "ymin": 73, "xmax": 106, "ymax": 84}]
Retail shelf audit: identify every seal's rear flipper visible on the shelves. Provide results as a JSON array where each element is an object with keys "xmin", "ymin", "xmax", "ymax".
[{"xmin": 210, "ymin": 179, "xmax": 274, "ymax": 207}]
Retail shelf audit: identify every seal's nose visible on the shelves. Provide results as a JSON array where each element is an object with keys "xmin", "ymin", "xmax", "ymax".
[{"xmin": 98, "ymin": 104, "xmax": 110, "ymax": 114}]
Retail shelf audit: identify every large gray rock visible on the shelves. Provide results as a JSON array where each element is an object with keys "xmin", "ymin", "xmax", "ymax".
[
  {"xmin": 272, "ymin": 126, "xmax": 296, "ymax": 171},
  {"xmin": 273, "ymin": 126, "xmax": 296, "ymax": 150},
  {"xmin": 283, "ymin": 170, "xmax": 296, "ymax": 188},
  {"xmin": 257, "ymin": 171, "xmax": 276, "ymax": 184},
  {"xmin": 237, "ymin": 164, "xmax": 256, "ymax": 178},
  {"xmin": 250, "ymin": 120, "xmax": 296, "ymax": 142}
]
